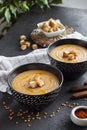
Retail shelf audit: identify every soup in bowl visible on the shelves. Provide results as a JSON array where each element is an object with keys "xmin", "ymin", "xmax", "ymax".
[
  {"xmin": 47, "ymin": 39, "xmax": 87, "ymax": 80},
  {"xmin": 12, "ymin": 70, "xmax": 60, "ymax": 95},
  {"xmin": 8, "ymin": 63, "xmax": 63, "ymax": 109}
]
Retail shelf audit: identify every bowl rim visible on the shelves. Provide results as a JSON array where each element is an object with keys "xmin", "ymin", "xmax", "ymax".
[
  {"xmin": 71, "ymin": 105, "xmax": 87, "ymax": 121},
  {"xmin": 47, "ymin": 38, "xmax": 87, "ymax": 64},
  {"xmin": 7, "ymin": 63, "xmax": 64, "ymax": 96}
]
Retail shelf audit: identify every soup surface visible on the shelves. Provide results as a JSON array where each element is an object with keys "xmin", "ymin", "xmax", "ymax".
[
  {"xmin": 50, "ymin": 44, "xmax": 87, "ymax": 63},
  {"xmin": 12, "ymin": 70, "xmax": 59, "ymax": 95}
]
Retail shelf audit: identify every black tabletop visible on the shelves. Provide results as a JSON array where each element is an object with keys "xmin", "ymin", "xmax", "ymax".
[{"xmin": 0, "ymin": 6, "xmax": 87, "ymax": 130}]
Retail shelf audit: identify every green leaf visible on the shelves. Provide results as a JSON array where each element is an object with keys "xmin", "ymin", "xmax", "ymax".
[
  {"xmin": 22, "ymin": 1, "xmax": 29, "ymax": 11},
  {"xmin": 42, "ymin": 0, "xmax": 48, "ymax": 5},
  {"xmin": 0, "ymin": 0, "xmax": 4, "ymax": 4},
  {"xmin": 43, "ymin": 0, "xmax": 49, "ymax": 7},
  {"xmin": 10, "ymin": 5, "xmax": 17, "ymax": 18},
  {"xmin": 13, "ymin": 0, "xmax": 19, "ymax": 7},
  {"xmin": 5, "ymin": 8, "xmax": 11, "ymax": 23},
  {"xmin": 36, "ymin": 0, "xmax": 49, "ymax": 8},
  {"xmin": 51, "ymin": 0, "xmax": 62, "ymax": 4},
  {"xmin": 0, "ymin": 7, "xmax": 5, "ymax": 14},
  {"xmin": 27, "ymin": 0, "xmax": 35, "ymax": 7}
]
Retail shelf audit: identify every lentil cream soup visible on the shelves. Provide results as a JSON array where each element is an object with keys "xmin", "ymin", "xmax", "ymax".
[
  {"xmin": 50, "ymin": 44, "xmax": 87, "ymax": 63},
  {"xmin": 12, "ymin": 70, "xmax": 59, "ymax": 95}
]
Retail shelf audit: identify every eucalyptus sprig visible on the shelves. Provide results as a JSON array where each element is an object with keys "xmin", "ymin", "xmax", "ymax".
[{"xmin": 0, "ymin": 0, "xmax": 62, "ymax": 23}]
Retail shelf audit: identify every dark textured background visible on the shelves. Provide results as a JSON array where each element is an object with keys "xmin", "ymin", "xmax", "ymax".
[{"xmin": 0, "ymin": 6, "xmax": 87, "ymax": 130}]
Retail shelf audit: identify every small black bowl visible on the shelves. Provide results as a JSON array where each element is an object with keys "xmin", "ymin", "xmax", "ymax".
[
  {"xmin": 47, "ymin": 38, "xmax": 87, "ymax": 80},
  {"xmin": 7, "ymin": 63, "xmax": 63, "ymax": 110}
]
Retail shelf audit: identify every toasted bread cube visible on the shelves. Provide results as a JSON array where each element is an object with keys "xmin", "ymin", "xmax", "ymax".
[
  {"xmin": 49, "ymin": 18, "xmax": 57, "ymax": 27},
  {"xmin": 29, "ymin": 81, "xmax": 37, "ymax": 88},
  {"xmin": 63, "ymin": 51, "xmax": 69, "ymax": 57},
  {"xmin": 20, "ymin": 35, "xmax": 26, "ymax": 41},
  {"xmin": 20, "ymin": 40, "xmax": 25, "ymax": 45},
  {"xmin": 21, "ymin": 44, "xmax": 27, "ymax": 50},
  {"xmin": 68, "ymin": 54, "xmax": 75, "ymax": 60},
  {"xmin": 25, "ymin": 41, "xmax": 31, "ymax": 47},
  {"xmin": 32, "ymin": 44, "xmax": 38, "ymax": 50},
  {"xmin": 35, "ymin": 76, "xmax": 44, "ymax": 87}
]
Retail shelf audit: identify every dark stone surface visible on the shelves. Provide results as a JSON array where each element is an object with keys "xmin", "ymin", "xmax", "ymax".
[{"xmin": 0, "ymin": 6, "xmax": 87, "ymax": 130}]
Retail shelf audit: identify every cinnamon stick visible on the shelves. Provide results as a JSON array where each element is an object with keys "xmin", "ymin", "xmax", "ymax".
[
  {"xmin": 72, "ymin": 91, "xmax": 87, "ymax": 99},
  {"xmin": 70, "ymin": 85, "xmax": 87, "ymax": 92}
]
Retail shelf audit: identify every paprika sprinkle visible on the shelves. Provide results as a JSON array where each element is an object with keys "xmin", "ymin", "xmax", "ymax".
[{"xmin": 75, "ymin": 108, "xmax": 87, "ymax": 119}]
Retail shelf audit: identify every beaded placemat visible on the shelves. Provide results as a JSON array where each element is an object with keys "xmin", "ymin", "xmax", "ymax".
[{"xmin": 30, "ymin": 26, "xmax": 74, "ymax": 47}]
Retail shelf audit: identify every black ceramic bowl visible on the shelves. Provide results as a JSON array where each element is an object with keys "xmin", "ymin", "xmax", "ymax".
[
  {"xmin": 7, "ymin": 63, "xmax": 63, "ymax": 110},
  {"xmin": 47, "ymin": 39, "xmax": 87, "ymax": 80}
]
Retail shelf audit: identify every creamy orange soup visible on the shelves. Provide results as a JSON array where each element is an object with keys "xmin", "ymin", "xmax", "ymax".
[
  {"xmin": 12, "ymin": 70, "xmax": 59, "ymax": 95},
  {"xmin": 50, "ymin": 44, "xmax": 87, "ymax": 63}
]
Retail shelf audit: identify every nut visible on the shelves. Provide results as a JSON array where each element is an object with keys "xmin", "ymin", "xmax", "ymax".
[
  {"xmin": 20, "ymin": 35, "xmax": 26, "ymax": 41},
  {"xmin": 32, "ymin": 44, "xmax": 38, "ymax": 50}
]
